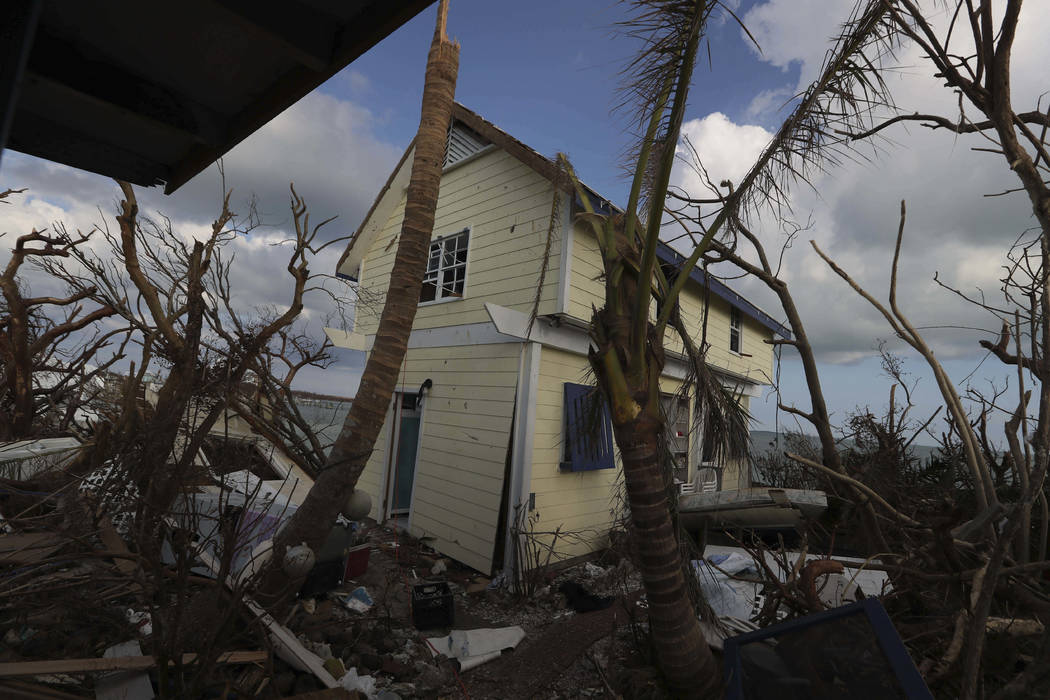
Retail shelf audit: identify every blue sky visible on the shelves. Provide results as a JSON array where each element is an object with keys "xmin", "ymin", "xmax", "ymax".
[
  {"xmin": 321, "ymin": 0, "xmax": 791, "ymax": 205},
  {"xmin": 4, "ymin": 0, "xmax": 1048, "ymax": 442}
]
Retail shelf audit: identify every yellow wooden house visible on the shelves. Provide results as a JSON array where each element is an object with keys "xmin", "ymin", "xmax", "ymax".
[{"xmin": 329, "ymin": 104, "xmax": 788, "ymax": 574}]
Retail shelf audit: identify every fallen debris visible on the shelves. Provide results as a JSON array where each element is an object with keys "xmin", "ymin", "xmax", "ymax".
[
  {"xmin": 694, "ymin": 552, "xmax": 761, "ymax": 621},
  {"xmin": 411, "ymin": 582, "xmax": 454, "ymax": 629},
  {"xmin": 0, "ymin": 438, "xmax": 83, "ymax": 481},
  {"xmin": 426, "ymin": 626, "xmax": 526, "ymax": 671},
  {"xmin": 0, "ymin": 651, "xmax": 268, "ymax": 677},
  {"xmin": 0, "ymin": 532, "xmax": 66, "ymax": 565},
  {"xmin": 288, "ymin": 689, "xmax": 367, "ymax": 700},
  {"xmin": 338, "ymin": 666, "xmax": 376, "ymax": 697},
  {"xmin": 558, "ymin": 581, "xmax": 614, "ymax": 613},
  {"xmin": 94, "ymin": 641, "xmax": 154, "ymax": 700},
  {"xmin": 344, "ymin": 587, "xmax": 374, "ymax": 614},
  {"xmin": 193, "ymin": 545, "xmax": 340, "ymax": 689}
]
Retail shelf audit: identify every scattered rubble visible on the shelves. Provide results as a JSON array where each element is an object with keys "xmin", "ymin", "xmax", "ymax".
[{"xmin": 0, "ymin": 434, "xmax": 932, "ymax": 698}]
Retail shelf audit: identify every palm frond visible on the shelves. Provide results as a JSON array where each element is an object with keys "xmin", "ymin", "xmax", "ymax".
[
  {"xmin": 616, "ymin": 1, "xmax": 717, "ymax": 219},
  {"xmin": 734, "ymin": 0, "xmax": 900, "ymax": 220},
  {"xmin": 656, "ymin": 0, "xmax": 902, "ymax": 331}
]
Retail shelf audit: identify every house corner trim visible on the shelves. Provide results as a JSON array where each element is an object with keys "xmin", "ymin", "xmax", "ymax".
[
  {"xmin": 555, "ymin": 191, "xmax": 573, "ymax": 315},
  {"xmin": 503, "ymin": 341, "xmax": 541, "ymax": 575}
]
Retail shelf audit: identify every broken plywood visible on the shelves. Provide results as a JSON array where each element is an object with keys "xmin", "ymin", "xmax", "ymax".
[{"xmin": 0, "ymin": 532, "xmax": 66, "ymax": 565}]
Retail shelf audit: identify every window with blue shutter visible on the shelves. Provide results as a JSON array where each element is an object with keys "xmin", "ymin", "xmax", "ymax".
[{"xmin": 560, "ymin": 382, "xmax": 615, "ymax": 472}]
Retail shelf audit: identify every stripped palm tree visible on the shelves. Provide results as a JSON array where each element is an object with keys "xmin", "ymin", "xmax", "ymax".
[
  {"xmin": 262, "ymin": 0, "xmax": 460, "ymax": 596},
  {"xmin": 559, "ymin": 0, "xmax": 900, "ymax": 695}
]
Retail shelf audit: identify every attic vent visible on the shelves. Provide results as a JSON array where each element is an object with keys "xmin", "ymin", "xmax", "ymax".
[{"xmin": 444, "ymin": 121, "xmax": 490, "ymax": 167}]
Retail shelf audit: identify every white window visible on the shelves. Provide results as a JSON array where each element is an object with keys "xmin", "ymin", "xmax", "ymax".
[
  {"xmin": 420, "ymin": 229, "xmax": 469, "ymax": 303},
  {"xmin": 729, "ymin": 306, "xmax": 741, "ymax": 354}
]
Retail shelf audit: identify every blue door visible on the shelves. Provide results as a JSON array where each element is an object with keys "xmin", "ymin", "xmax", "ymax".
[{"xmin": 389, "ymin": 395, "xmax": 421, "ymax": 515}]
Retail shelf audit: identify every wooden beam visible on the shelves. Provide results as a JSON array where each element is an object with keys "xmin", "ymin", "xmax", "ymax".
[
  {"xmin": 26, "ymin": 29, "xmax": 227, "ymax": 147},
  {"xmin": 0, "ymin": 679, "xmax": 90, "ymax": 699},
  {"xmin": 7, "ymin": 111, "xmax": 169, "ymax": 187},
  {"xmin": 204, "ymin": 0, "xmax": 339, "ymax": 73},
  {"xmin": 0, "ymin": 0, "xmax": 41, "ymax": 169},
  {"xmin": 0, "ymin": 651, "xmax": 267, "ymax": 677}
]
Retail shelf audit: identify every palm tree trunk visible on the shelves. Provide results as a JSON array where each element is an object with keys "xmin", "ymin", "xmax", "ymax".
[
  {"xmin": 262, "ymin": 1, "xmax": 459, "ymax": 591},
  {"xmin": 614, "ymin": 409, "xmax": 722, "ymax": 697}
]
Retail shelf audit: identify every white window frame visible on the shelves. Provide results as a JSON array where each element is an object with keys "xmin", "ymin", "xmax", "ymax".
[
  {"xmin": 419, "ymin": 227, "xmax": 471, "ymax": 306},
  {"xmin": 729, "ymin": 305, "xmax": 742, "ymax": 355}
]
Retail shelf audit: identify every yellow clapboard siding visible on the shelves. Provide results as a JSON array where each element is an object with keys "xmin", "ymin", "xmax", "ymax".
[
  {"xmin": 419, "ymin": 396, "xmax": 515, "ymax": 419},
  {"xmin": 567, "ymin": 219, "xmax": 775, "ymax": 383},
  {"xmin": 522, "ymin": 347, "xmax": 699, "ymax": 564},
  {"xmin": 410, "ymin": 505, "xmax": 496, "ymax": 552},
  {"xmin": 435, "ymin": 176, "xmax": 552, "ymax": 225},
  {"xmin": 538, "ymin": 501, "xmax": 620, "ymax": 527},
  {"xmin": 424, "ymin": 384, "xmax": 516, "ymax": 402},
  {"xmin": 409, "ymin": 511, "xmax": 493, "ymax": 571},
  {"xmin": 396, "ymin": 343, "xmax": 522, "ymax": 360},
  {"xmin": 422, "ymin": 410, "xmax": 513, "ymax": 434},
  {"xmin": 411, "ymin": 474, "xmax": 500, "ymax": 519},
  {"xmin": 353, "ymin": 343, "xmax": 520, "ymax": 574},
  {"xmin": 354, "ymin": 149, "xmax": 560, "ymax": 338},
  {"xmin": 527, "ymin": 347, "xmax": 622, "ymax": 561},
  {"xmin": 413, "ymin": 451, "xmax": 506, "ymax": 489},
  {"xmin": 530, "ymin": 483, "xmax": 620, "ymax": 510},
  {"xmin": 420, "ymin": 433, "xmax": 508, "ymax": 464}
]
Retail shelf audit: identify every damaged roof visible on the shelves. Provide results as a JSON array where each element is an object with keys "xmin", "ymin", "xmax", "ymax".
[{"xmin": 337, "ymin": 101, "xmax": 792, "ymax": 340}]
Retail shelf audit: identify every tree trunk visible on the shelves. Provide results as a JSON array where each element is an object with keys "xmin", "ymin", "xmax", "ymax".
[
  {"xmin": 1, "ymin": 252, "xmax": 36, "ymax": 439},
  {"xmin": 613, "ymin": 409, "xmax": 722, "ymax": 698},
  {"xmin": 262, "ymin": 1, "xmax": 459, "ymax": 591}
]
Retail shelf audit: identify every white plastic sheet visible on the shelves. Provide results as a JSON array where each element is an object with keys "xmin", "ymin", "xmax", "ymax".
[
  {"xmin": 693, "ymin": 552, "xmax": 761, "ymax": 620},
  {"xmin": 427, "ymin": 626, "xmax": 526, "ymax": 671}
]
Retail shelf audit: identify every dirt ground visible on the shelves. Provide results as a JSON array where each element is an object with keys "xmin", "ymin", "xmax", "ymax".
[{"xmin": 315, "ymin": 522, "xmax": 656, "ymax": 699}]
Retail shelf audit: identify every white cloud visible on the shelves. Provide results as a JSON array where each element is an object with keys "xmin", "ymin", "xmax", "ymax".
[
  {"xmin": 661, "ymin": 0, "xmax": 1050, "ymax": 389},
  {"xmin": 744, "ymin": 86, "xmax": 795, "ymax": 123},
  {"xmin": 676, "ymin": 112, "xmax": 772, "ymax": 192},
  {"xmin": 0, "ymin": 91, "xmax": 395, "ymax": 395},
  {"xmin": 742, "ymin": 0, "xmax": 855, "ymax": 88}
]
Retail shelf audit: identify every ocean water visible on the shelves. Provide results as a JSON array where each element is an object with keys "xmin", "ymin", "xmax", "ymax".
[{"xmin": 295, "ymin": 399, "xmax": 351, "ymax": 452}]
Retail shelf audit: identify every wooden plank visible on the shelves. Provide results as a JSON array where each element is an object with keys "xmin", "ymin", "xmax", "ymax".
[
  {"xmin": 0, "ymin": 679, "xmax": 91, "ymax": 699},
  {"xmin": 188, "ymin": 545, "xmax": 339, "ymax": 690},
  {"xmin": 95, "ymin": 515, "xmax": 140, "ymax": 592},
  {"xmin": 0, "ymin": 532, "xmax": 65, "ymax": 565},
  {"xmin": 0, "ymin": 652, "xmax": 267, "ymax": 677},
  {"xmin": 286, "ymin": 689, "xmax": 362, "ymax": 700}
]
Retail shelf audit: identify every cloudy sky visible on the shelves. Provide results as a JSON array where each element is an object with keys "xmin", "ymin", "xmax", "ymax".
[{"xmin": 2, "ymin": 0, "xmax": 1046, "ymax": 439}]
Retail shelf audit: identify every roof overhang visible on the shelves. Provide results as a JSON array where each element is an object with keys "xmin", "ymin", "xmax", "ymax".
[
  {"xmin": 574, "ymin": 189, "xmax": 792, "ymax": 340},
  {"xmin": 1, "ymin": 0, "xmax": 432, "ymax": 193},
  {"xmin": 654, "ymin": 241, "xmax": 792, "ymax": 339}
]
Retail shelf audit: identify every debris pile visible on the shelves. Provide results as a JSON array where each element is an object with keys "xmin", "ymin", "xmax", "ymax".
[
  {"xmin": 0, "ymin": 440, "xmax": 652, "ymax": 698},
  {"xmin": 0, "ymin": 435, "xmax": 954, "ymax": 699}
]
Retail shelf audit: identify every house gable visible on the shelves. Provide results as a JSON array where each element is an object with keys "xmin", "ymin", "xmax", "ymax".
[
  {"xmin": 346, "ymin": 138, "xmax": 563, "ymax": 338},
  {"xmin": 333, "ymin": 104, "xmax": 784, "ymax": 394}
]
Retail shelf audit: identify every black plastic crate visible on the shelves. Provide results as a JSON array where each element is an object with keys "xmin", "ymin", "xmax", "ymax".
[
  {"xmin": 300, "ymin": 559, "xmax": 344, "ymax": 598},
  {"xmin": 412, "ymin": 581, "xmax": 454, "ymax": 629}
]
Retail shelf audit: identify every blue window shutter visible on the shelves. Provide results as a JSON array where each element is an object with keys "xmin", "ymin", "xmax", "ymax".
[{"xmin": 560, "ymin": 382, "xmax": 615, "ymax": 471}]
